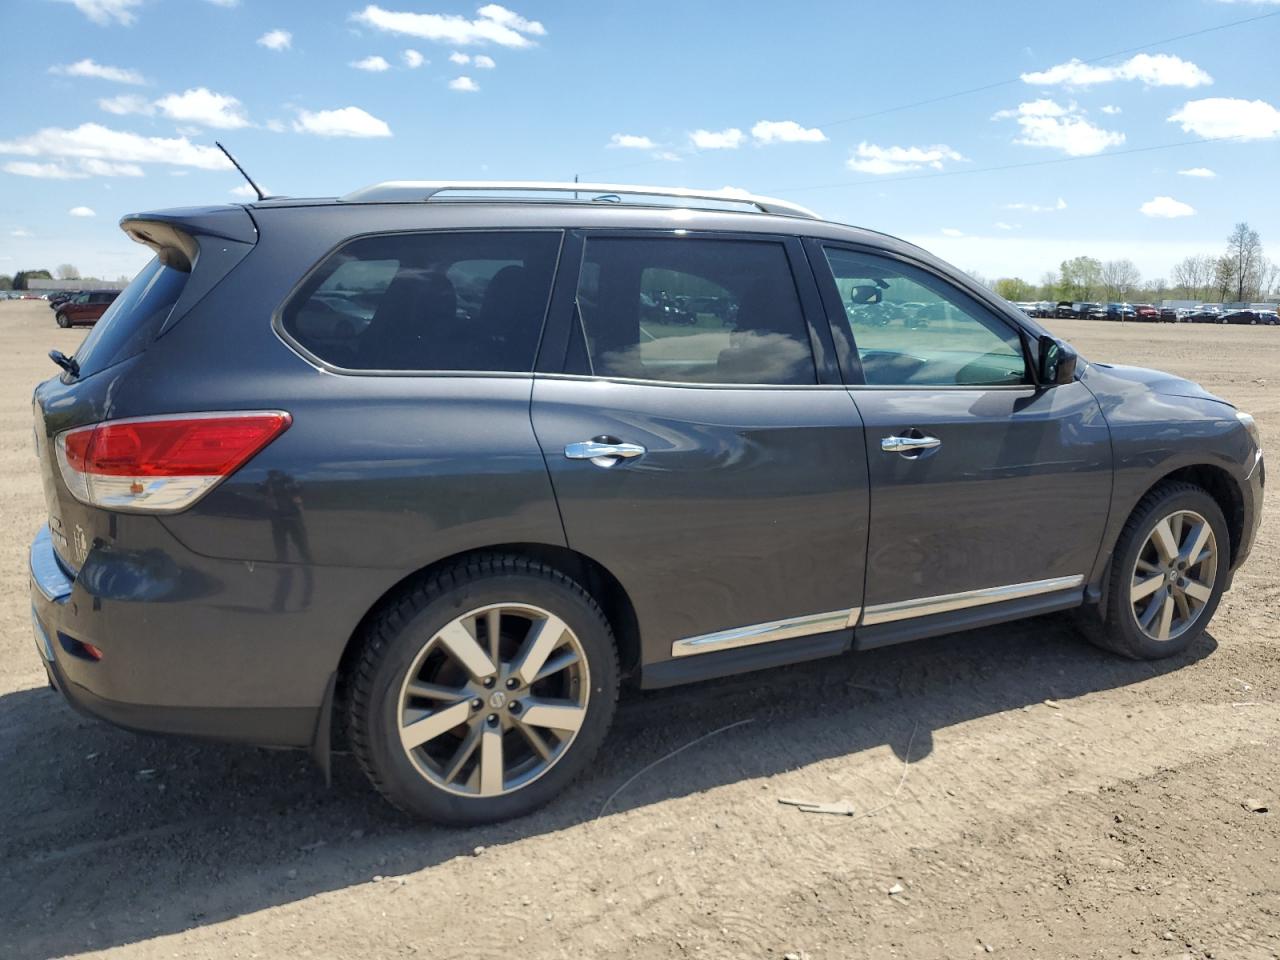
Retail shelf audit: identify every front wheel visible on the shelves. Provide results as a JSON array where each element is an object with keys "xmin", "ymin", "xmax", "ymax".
[
  {"xmin": 347, "ymin": 556, "xmax": 620, "ymax": 824},
  {"xmin": 56, "ymin": 313, "xmax": 71, "ymax": 328},
  {"xmin": 1080, "ymin": 481, "xmax": 1228, "ymax": 659}
]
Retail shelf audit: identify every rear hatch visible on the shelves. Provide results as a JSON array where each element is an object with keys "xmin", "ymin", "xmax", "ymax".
[{"xmin": 33, "ymin": 205, "xmax": 258, "ymax": 571}]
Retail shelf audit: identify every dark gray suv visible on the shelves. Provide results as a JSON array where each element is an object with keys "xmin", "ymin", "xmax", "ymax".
[{"xmin": 29, "ymin": 182, "xmax": 1264, "ymax": 824}]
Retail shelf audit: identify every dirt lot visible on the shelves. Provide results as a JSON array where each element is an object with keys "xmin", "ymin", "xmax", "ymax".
[{"xmin": 1, "ymin": 300, "xmax": 1276, "ymax": 960}]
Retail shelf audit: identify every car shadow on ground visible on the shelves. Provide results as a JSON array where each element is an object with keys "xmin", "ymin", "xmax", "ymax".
[{"xmin": 0, "ymin": 615, "xmax": 1215, "ymax": 959}]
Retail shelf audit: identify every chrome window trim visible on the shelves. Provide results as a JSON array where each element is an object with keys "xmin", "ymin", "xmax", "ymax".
[
  {"xmin": 671, "ymin": 608, "xmax": 857, "ymax": 658},
  {"xmin": 860, "ymin": 575, "xmax": 1085, "ymax": 626}
]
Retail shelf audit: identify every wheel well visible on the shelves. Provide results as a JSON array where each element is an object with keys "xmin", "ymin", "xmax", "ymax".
[
  {"xmin": 334, "ymin": 543, "xmax": 641, "ymax": 726},
  {"xmin": 1150, "ymin": 464, "xmax": 1245, "ymax": 566}
]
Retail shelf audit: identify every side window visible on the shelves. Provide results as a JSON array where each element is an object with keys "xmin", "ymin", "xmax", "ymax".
[
  {"xmin": 281, "ymin": 231, "xmax": 561, "ymax": 372},
  {"xmin": 823, "ymin": 247, "xmax": 1028, "ymax": 387},
  {"xmin": 576, "ymin": 236, "xmax": 815, "ymax": 385}
]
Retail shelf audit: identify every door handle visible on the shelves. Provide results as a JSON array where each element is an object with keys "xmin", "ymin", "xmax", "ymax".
[
  {"xmin": 564, "ymin": 439, "xmax": 647, "ymax": 468},
  {"xmin": 881, "ymin": 434, "xmax": 941, "ymax": 455}
]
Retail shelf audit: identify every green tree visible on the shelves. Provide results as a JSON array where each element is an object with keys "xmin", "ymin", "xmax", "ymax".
[
  {"xmin": 0, "ymin": 275, "xmax": 12, "ymax": 291},
  {"xmin": 11, "ymin": 269, "xmax": 52, "ymax": 291},
  {"xmin": 1059, "ymin": 256, "xmax": 1103, "ymax": 301},
  {"xmin": 993, "ymin": 277, "xmax": 1036, "ymax": 301},
  {"xmin": 55, "ymin": 263, "xmax": 81, "ymax": 280}
]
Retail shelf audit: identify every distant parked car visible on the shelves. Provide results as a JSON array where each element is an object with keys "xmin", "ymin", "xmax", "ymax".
[
  {"xmin": 1055, "ymin": 301, "xmax": 1075, "ymax": 319},
  {"xmin": 54, "ymin": 290, "xmax": 119, "ymax": 327},
  {"xmin": 48, "ymin": 292, "xmax": 76, "ymax": 308},
  {"xmin": 1186, "ymin": 309, "xmax": 1222, "ymax": 324},
  {"xmin": 1106, "ymin": 303, "xmax": 1137, "ymax": 322},
  {"xmin": 1254, "ymin": 309, "xmax": 1280, "ymax": 326},
  {"xmin": 1158, "ymin": 308, "xmax": 1180, "ymax": 323},
  {"xmin": 1134, "ymin": 304, "xmax": 1159, "ymax": 322},
  {"xmin": 1222, "ymin": 310, "xmax": 1267, "ymax": 326}
]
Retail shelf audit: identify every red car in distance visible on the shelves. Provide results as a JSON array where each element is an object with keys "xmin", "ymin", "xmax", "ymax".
[{"xmin": 54, "ymin": 290, "xmax": 120, "ymax": 328}]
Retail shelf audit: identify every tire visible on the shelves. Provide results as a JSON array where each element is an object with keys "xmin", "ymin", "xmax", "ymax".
[
  {"xmin": 56, "ymin": 313, "xmax": 71, "ymax": 328},
  {"xmin": 1079, "ymin": 481, "xmax": 1229, "ymax": 660},
  {"xmin": 348, "ymin": 555, "xmax": 620, "ymax": 824}
]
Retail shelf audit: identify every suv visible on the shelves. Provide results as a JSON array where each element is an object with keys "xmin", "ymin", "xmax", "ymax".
[
  {"xmin": 54, "ymin": 290, "xmax": 120, "ymax": 327},
  {"xmin": 1106, "ymin": 302, "xmax": 1137, "ymax": 322},
  {"xmin": 29, "ymin": 181, "xmax": 1264, "ymax": 824}
]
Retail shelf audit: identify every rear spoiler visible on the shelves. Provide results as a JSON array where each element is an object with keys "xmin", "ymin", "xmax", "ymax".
[{"xmin": 119, "ymin": 205, "xmax": 259, "ymax": 273}]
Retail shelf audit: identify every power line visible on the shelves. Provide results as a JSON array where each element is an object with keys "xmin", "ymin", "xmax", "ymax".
[
  {"xmin": 771, "ymin": 135, "xmax": 1260, "ymax": 194},
  {"xmin": 812, "ymin": 8, "xmax": 1280, "ymax": 129},
  {"xmin": 576, "ymin": 8, "xmax": 1280, "ymax": 179}
]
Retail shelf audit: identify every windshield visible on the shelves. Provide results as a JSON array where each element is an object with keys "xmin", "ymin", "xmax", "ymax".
[{"xmin": 72, "ymin": 257, "xmax": 188, "ymax": 378}]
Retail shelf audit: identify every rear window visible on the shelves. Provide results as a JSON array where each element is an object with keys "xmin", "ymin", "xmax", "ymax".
[
  {"xmin": 72, "ymin": 258, "xmax": 187, "ymax": 378},
  {"xmin": 281, "ymin": 231, "xmax": 562, "ymax": 372}
]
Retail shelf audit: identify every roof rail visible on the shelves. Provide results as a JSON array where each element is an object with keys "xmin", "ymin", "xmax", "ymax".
[{"xmin": 338, "ymin": 180, "xmax": 821, "ymax": 220}]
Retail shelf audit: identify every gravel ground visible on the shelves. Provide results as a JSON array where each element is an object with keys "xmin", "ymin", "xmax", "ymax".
[{"xmin": 1, "ymin": 301, "xmax": 1276, "ymax": 960}]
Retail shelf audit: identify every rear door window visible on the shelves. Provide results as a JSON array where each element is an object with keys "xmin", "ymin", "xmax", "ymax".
[
  {"xmin": 73, "ymin": 258, "xmax": 187, "ymax": 378},
  {"xmin": 573, "ymin": 236, "xmax": 816, "ymax": 385},
  {"xmin": 281, "ymin": 231, "xmax": 562, "ymax": 372}
]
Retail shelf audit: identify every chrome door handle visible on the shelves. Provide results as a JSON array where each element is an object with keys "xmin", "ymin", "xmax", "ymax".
[
  {"xmin": 881, "ymin": 434, "xmax": 941, "ymax": 454},
  {"xmin": 564, "ymin": 440, "xmax": 647, "ymax": 468}
]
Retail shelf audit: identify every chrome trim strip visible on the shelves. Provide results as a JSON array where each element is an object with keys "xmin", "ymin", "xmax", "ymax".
[
  {"xmin": 860, "ymin": 575, "xmax": 1085, "ymax": 626},
  {"xmin": 671, "ymin": 608, "xmax": 858, "ymax": 658}
]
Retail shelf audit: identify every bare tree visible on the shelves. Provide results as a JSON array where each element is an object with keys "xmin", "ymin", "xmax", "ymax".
[
  {"xmin": 1038, "ymin": 270, "xmax": 1059, "ymax": 300},
  {"xmin": 1225, "ymin": 222, "xmax": 1264, "ymax": 302},
  {"xmin": 55, "ymin": 263, "xmax": 81, "ymax": 280},
  {"xmin": 1172, "ymin": 254, "xmax": 1215, "ymax": 301},
  {"xmin": 1213, "ymin": 256, "xmax": 1235, "ymax": 303},
  {"xmin": 1101, "ymin": 258, "xmax": 1141, "ymax": 300}
]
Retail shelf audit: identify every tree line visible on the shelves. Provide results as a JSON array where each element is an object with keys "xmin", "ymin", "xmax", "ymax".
[
  {"xmin": 0, "ymin": 264, "xmax": 111, "ymax": 290},
  {"xmin": 986, "ymin": 223, "xmax": 1278, "ymax": 305}
]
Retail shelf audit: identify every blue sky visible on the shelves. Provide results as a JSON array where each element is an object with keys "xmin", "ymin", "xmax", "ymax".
[{"xmin": 2, "ymin": 0, "xmax": 1278, "ymax": 283}]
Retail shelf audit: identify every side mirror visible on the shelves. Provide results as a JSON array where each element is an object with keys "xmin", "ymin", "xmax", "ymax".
[{"xmin": 1037, "ymin": 335, "xmax": 1078, "ymax": 387}]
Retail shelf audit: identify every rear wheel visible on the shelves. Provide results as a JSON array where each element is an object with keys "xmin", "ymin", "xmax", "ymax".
[
  {"xmin": 348, "ymin": 555, "xmax": 619, "ymax": 824},
  {"xmin": 1080, "ymin": 481, "xmax": 1228, "ymax": 659}
]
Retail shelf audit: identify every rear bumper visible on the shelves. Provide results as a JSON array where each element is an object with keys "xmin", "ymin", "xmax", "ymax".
[{"xmin": 28, "ymin": 521, "xmax": 370, "ymax": 748}]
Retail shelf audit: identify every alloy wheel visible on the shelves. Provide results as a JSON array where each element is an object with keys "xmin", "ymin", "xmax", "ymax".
[
  {"xmin": 1129, "ymin": 509, "xmax": 1217, "ymax": 642},
  {"xmin": 396, "ymin": 603, "xmax": 589, "ymax": 797}
]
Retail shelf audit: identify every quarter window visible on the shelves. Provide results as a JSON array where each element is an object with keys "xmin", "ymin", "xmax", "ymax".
[
  {"xmin": 282, "ymin": 231, "xmax": 561, "ymax": 372},
  {"xmin": 823, "ymin": 247, "xmax": 1028, "ymax": 387},
  {"xmin": 574, "ymin": 236, "xmax": 816, "ymax": 385}
]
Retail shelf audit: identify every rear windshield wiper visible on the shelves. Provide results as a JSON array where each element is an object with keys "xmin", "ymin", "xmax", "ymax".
[{"xmin": 49, "ymin": 349, "xmax": 79, "ymax": 377}]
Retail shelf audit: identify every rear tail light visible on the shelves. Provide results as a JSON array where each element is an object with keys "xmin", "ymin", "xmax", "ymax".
[{"xmin": 55, "ymin": 411, "xmax": 291, "ymax": 513}]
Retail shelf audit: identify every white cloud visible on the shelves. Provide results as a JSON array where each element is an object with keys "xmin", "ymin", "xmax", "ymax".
[
  {"xmin": 1139, "ymin": 195, "xmax": 1196, "ymax": 218},
  {"xmin": 154, "ymin": 88, "xmax": 249, "ymax": 128},
  {"xmin": 449, "ymin": 51, "xmax": 470, "ymax": 64},
  {"xmin": 11, "ymin": 229, "xmax": 32, "ymax": 237},
  {"xmin": 994, "ymin": 99, "xmax": 1124, "ymax": 155},
  {"xmin": 0, "ymin": 123, "xmax": 232, "ymax": 169},
  {"xmin": 98, "ymin": 93, "xmax": 154, "ymax": 115},
  {"xmin": 1021, "ymin": 53, "xmax": 1212, "ymax": 88},
  {"xmin": 265, "ymin": 118, "xmax": 287, "ymax": 132},
  {"xmin": 352, "ymin": 4, "xmax": 546, "ymax": 47},
  {"xmin": 80, "ymin": 158, "xmax": 144, "ymax": 176},
  {"xmin": 205, "ymin": 0, "xmax": 239, "ymax": 6},
  {"xmin": 940, "ymin": 228, "xmax": 966, "ymax": 238},
  {"xmin": 449, "ymin": 76, "xmax": 479, "ymax": 91},
  {"xmin": 352, "ymin": 55, "xmax": 391, "ymax": 71},
  {"xmin": 1005, "ymin": 196, "xmax": 1068, "ymax": 212},
  {"xmin": 473, "ymin": 54, "xmax": 495, "ymax": 69},
  {"xmin": 847, "ymin": 142, "xmax": 965, "ymax": 174},
  {"xmin": 59, "ymin": 0, "xmax": 143, "ymax": 26},
  {"xmin": 69, "ymin": 206, "xmax": 96, "ymax": 217},
  {"xmin": 230, "ymin": 183, "xmax": 268, "ymax": 198},
  {"xmin": 1177, "ymin": 167, "xmax": 1217, "ymax": 178},
  {"xmin": 1168, "ymin": 97, "xmax": 1280, "ymax": 140},
  {"xmin": 257, "ymin": 29, "xmax": 292, "ymax": 51},
  {"xmin": 293, "ymin": 106, "xmax": 392, "ymax": 137},
  {"xmin": 4, "ymin": 161, "xmax": 88, "ymax": 179},
  {"xmin": 1100, "ymin": 104, "xmax": 1122, "ymax": 115},
  {"xmin": 994, "ymin": 221, "xmax": 1018, "ymax": 230},
  {"xmin": 750, "ymin": 119, "xmax": 827, "ymax": 144},
  {"xmin": 403, "ymin": 48, "xmax": 425, "ymax": 68},
  {"xmin": 654, "ymin": 151, "xmax": 681, "ymax": 162},
  {"xmin": 609, "ymin": 133, "xmax": 655, "ymax": 149},
  {"xmin": 50, "ymin": 58, "xmax": 144, "ymax": 84},
  {"xmin": 690, "ymin": 128, "xmax": 744, "ymax": 149}
]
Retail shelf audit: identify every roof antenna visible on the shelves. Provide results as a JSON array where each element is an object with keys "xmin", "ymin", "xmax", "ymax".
[{"xmin": 215, "ymin": 141, "xmax": 268, "ymax": 201}]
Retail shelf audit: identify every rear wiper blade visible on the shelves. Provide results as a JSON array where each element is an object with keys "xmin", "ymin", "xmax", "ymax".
[{"xmin": 49, "ymin": 349, "xmax": 79, "ymax": 377}]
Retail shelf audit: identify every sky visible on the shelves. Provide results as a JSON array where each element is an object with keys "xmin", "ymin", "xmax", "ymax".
[{"xmin": 1, "ymin": 0, "xmax": 1278, "ymax": 284}]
